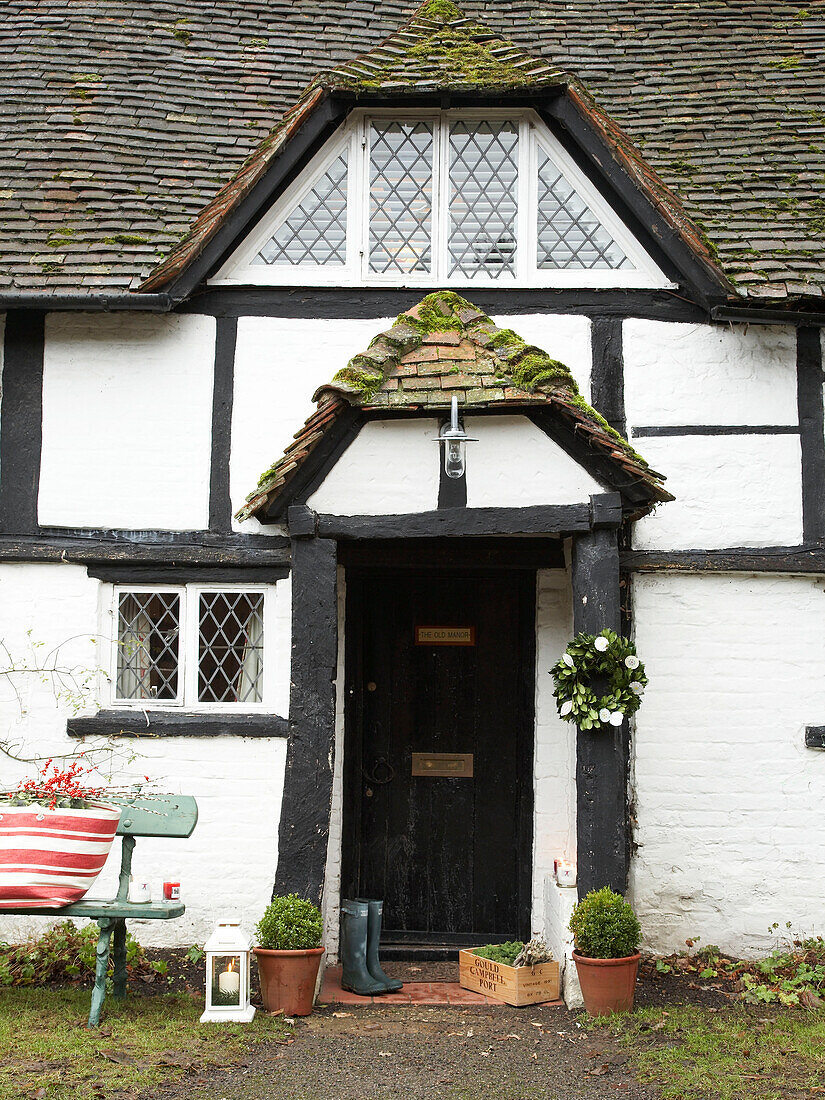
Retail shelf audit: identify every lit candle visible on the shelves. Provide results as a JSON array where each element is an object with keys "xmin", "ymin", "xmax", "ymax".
[{"xmin": 218, "ymin": 960, "xmax": 240, "ymax": 997}]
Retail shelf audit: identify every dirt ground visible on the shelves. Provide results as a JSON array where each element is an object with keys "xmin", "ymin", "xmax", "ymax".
[
  {"xmin": 150, "ymin": 1001, "xmax": 660, "ymax": 1100},
  {"xmin": 133, "ymin": 951, "xmax": 730, "ymax": 1100}
]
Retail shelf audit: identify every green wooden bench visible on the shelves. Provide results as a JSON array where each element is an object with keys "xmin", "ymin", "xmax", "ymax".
[{"xmin": 3, "ymin": 794, "xmax": 198, "ymax": 1027}]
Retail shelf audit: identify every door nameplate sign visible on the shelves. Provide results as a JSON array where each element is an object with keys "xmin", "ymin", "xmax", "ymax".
[
  {"xmin": 415, "ymin": 626, "xmax": 476, "ymax": 646},
  {"xmin": 411, "ymin": 752, "xmax": 474, "ymax": 778}
]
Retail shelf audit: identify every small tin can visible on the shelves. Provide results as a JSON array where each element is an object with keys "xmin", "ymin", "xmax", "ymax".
[{"xmin": 163, "ymin": 881, "xmax": 181, "ymax": 901}]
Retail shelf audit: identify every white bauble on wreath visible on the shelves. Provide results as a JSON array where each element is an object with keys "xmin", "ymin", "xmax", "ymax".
[{"xmin": 551, "ymin": 629, "xmax": 647, "ymax": 731}]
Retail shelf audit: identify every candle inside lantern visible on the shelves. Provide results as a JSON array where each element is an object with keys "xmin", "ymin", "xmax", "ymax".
[{"xmin": 218, "ymin": 959, "xmax": 240, "ymax": 997}]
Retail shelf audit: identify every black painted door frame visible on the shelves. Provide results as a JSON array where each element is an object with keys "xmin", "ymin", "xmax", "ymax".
[{"xmin": 341, "ymin": 560, "xmax": 536, "ymax": 944}]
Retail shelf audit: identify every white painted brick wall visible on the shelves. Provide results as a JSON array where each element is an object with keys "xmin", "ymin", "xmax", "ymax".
[
  {"xmin": 38, "ymin": 313, "xmax": 216, "ymax": 530},
  {"xmin": 0, "ymin": 563, "xmax": 287, "ymax": 949},
  {"xmin": 631, "ymin": 434, "xmax": 804, "ymax": 550},
  {"xmin": 532, "ymin": 569, "xmax": 577, "ymax": 934},
  {"xmin": 624, "ymin": 320, "xmax": 797, "ymax": 426},
  {"xmin": 630, "ymin": 573, "xmax": 825, "ymax": 956}
]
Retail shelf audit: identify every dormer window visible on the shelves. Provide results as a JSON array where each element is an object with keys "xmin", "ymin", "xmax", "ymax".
[{"xmin": 212, "ymin": 110, "xmax": 670, "ymax": 289}]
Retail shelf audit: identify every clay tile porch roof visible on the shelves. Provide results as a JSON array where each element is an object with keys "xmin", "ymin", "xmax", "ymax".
[{"xmin": 236, "ymin": 291, "xmax": 673, "ymax": 523}]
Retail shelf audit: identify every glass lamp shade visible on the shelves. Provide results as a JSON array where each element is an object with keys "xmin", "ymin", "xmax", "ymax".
[
  {"xmin": 210, "ymin": 954, "xmax": 242, "ymax": 1007},
  {"xmin": 200, "ymin": 918, "xmax": 255, "ymax": 1023},
  {"xmin": 436, "ymin": 396, "xmax": 476, "ymax": 480}
]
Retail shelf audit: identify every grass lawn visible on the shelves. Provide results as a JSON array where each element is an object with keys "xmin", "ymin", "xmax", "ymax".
[
  {"xmin": 0, "ymin": 987, "xmax": 289, "ymax": 1100},
  {"xmin": 589, "ymin": 1004, "xmax": 825, "ymax": 1099}
]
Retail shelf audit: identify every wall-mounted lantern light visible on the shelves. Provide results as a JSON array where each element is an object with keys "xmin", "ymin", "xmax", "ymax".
[{"xmin": 437, "ymin": 395, "xmax": 476, "ymax": 479}]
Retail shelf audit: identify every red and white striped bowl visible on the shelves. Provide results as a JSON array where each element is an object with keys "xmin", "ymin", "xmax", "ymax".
[{"xmin": 0, "ymin": 801, "xmax": 122, "ymax": 909}]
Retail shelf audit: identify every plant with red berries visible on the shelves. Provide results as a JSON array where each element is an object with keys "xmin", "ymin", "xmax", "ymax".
[{"xmin": 7, "ymin": 756, "xmax": 107, "ymax": 810}]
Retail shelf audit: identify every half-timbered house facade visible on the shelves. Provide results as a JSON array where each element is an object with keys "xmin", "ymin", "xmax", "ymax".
[{"xmin": 1, "ymin": 1, "xmax": 823, "ymax": 1001}]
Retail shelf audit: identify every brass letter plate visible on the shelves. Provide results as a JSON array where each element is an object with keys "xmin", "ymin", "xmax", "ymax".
[{"xmin": 411, "ymin": 752, "xmax": 474, "ymax": 778}]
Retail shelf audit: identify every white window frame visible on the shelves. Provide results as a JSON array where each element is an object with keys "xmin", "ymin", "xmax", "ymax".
[
  {"xmin": 107, "ymin": 583, "xmax": 275, "ymax": 712},
  {"xmin": 211, "ymin": 108, "xmax": 673, "ymax": 291}
]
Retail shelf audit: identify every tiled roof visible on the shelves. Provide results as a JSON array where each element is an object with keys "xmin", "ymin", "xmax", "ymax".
[
  {"xmin": 143, "ymin": 3, "xmax": 723, "ymax": 296},
  {"xmin": 237, "ymin": 291, "xmax": 672, "ymax": 522},
  {"xmin": 2, "ymin": 1, "xmax": 825, "ymax": 300}
]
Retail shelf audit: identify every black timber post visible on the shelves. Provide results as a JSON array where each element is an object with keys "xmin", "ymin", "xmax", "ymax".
[
  {"xmin": 208, "ymin": 317, "xmax": 237, "ymax": 534},
  {"xmin": 273, "ymin": 506, "xmax": 338, "ymax": 906},
  {"xmin": 0, "ymin": 311, "xmax": 44, "ymax": 533},
  {"xmin": 572, "ymin": 495, "xmax": 627, "ymax": 898},
  {"xmin": 590, "ymin": 317, "xmax": 626, "ymax": 437},
  {"xmin": 797, "ymin": 327, "xmax": 825, "ymax": 543}
]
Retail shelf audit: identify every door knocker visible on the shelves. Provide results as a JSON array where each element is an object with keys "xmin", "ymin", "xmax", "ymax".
[{"xmin": 363, "ymin": 756, "xmax": 395, "ymax": 798}]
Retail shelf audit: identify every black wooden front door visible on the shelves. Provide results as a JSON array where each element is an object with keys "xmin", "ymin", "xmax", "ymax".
[{"xmin": 344, "ymin": 569, "xmax": 535, "ymax": 942}]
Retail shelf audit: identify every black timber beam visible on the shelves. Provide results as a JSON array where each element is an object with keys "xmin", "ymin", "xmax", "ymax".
[
  {"xmin": 68, "ymin": 711, "xmax": 289, "ymax": 739},
  {"xmin": 620, "ymin": 546, "xmax": 825, "ymax": 574},
  {"xmin": 0, "ymin": 532, "xmax": 289, "ymax": 568},
  {"xmin": 0, "ymin": 311, "xmax": 44, "ymax": 534},
  {"xmin": 273, "ymin": 536, "xmax": 338, "ymax": 906},
  {"xmin": 571, "ymin": 526, "xmax": 628, "ymax": 898},
  {"xmin": 181, "ymin": 286, "xmax": 711, "ymax": 323},
  {"xmin": 315, "ymin": 504, "xmax": 592, "ymax": 540}
]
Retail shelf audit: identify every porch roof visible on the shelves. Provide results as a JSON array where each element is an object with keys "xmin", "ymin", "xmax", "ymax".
[{"xmin": 236, "ymin": 291, "xmax": 673, "ymax": 523}]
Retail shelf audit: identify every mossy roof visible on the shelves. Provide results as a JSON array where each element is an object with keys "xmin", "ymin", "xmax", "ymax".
[
  {"xmin": 3, "ymin": 1, "xmax": 825, "ymax": 301},
  {"xmin": 236, "ymin": 291, "xmax": 672, "ymax": 523},
  {"xmin": 311, "ymin": 0, "xmax": 564, "ymax": 93}
]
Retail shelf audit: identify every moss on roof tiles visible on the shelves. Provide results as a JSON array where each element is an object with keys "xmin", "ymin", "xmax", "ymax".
[{"xmin": 318, "ymin": 1, "xmax": 563, "ymax": 93}]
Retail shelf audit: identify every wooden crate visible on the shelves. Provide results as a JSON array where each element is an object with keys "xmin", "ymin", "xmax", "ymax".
[{"xmin": 459, "ymin": 949, "xmax": 560, "ymax": 1006}]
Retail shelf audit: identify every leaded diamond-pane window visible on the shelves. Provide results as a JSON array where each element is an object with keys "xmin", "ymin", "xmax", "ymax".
[
  {"xmin": 116, "ymin": 592, "xmax": 180, "ymax": 701},
  {"xmin": 369, "ymin": 121, "xmax": 433, "ymax": 274},
  {"xmin": 536, "ymin": 150, "xmax": 630, "ymax": 270},
  {"xmin": 219, "ymin": 111, "xmax": 666, "ymax": 288},
  {"xmin": 254, "ymin": 152, "xmax": 348, "ymax": 267},
  {"xmin": 198, "ymin": 592, "xmax": 264, "ymax": 704},
  {"xmin": 449, "ymin": 121, "xmax": 518, "ymax": 277}
]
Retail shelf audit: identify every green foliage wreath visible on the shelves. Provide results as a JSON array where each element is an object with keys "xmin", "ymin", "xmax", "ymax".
[{"xmin": 551, "ymin": 629, "xmax": 647, "ymax": 731}]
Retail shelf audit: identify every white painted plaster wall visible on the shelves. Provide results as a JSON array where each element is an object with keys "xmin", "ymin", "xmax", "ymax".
[
  {"xmin": 0, "ymin": 563, "xmax": 288, "ymax": 948},
  {"xmin": 38, "ymin": 314, "xmax": 215, "ymax": 530},
  {"xmin": 322, "ymin": 567, "xmax": 347, "ymax": 963},
  {"xmin": 624, "ymin": 320, "xmax": 797, "ymax": 426},
  {"xmin": 631, "ymin": 434, "xmax": 803, "ymax": 550},
  {"xmin": 307, "ymin": 419, "xmax": 440, "ymax": 515},
  {"xmin": 491, "ymin": 314, "xmax": 592, "ymax": 403},
  {"xmin": 532, "ymin": 569, "xmax": 577, "ymax": 936},
  {"xmin": 630, "ymin": 573, "xmax": 825, "ymax": 956},
  {"xmin": 465, "ymin": 415, "xmax": 603, "ymax": 508},
  {"xmin": 230, "ymin": 316, "xmax": 393, "ymax": 532}
]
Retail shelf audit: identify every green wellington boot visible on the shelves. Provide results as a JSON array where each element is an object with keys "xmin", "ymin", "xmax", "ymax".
[
  {"xmin": 360, "ymin": 898, "xmax": 403, "ymax": 993},
  {"xmin": 340, "ymin": 899, "xmax": 388, "ymax": 996}
]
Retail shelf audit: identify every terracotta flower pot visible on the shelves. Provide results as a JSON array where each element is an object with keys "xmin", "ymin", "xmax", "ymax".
[
  {"xmin": 572, "ymin": 950, "xmax": 641, "ymax": 1016},
  {"xmin": 253, "ymin": 947, "xmax": 324, "ymax": 1016},
  {"xmin": 0, "ymin": 801, "xmax": 122, "ymax": 909}
]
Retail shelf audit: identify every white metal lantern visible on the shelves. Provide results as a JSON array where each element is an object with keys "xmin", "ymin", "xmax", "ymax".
[
  {"xmin": 435, "ymin": 395, "xmax": 477, "ymax": 479},
  {"xmin": 199, "ymin": 917, "xmax": 255, "ymax": 1023}
]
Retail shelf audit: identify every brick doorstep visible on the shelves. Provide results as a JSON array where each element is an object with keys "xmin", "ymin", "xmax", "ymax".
[{"xmin": 318, "ymin": 965, "xmax": 564, "ymax": 1008}]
